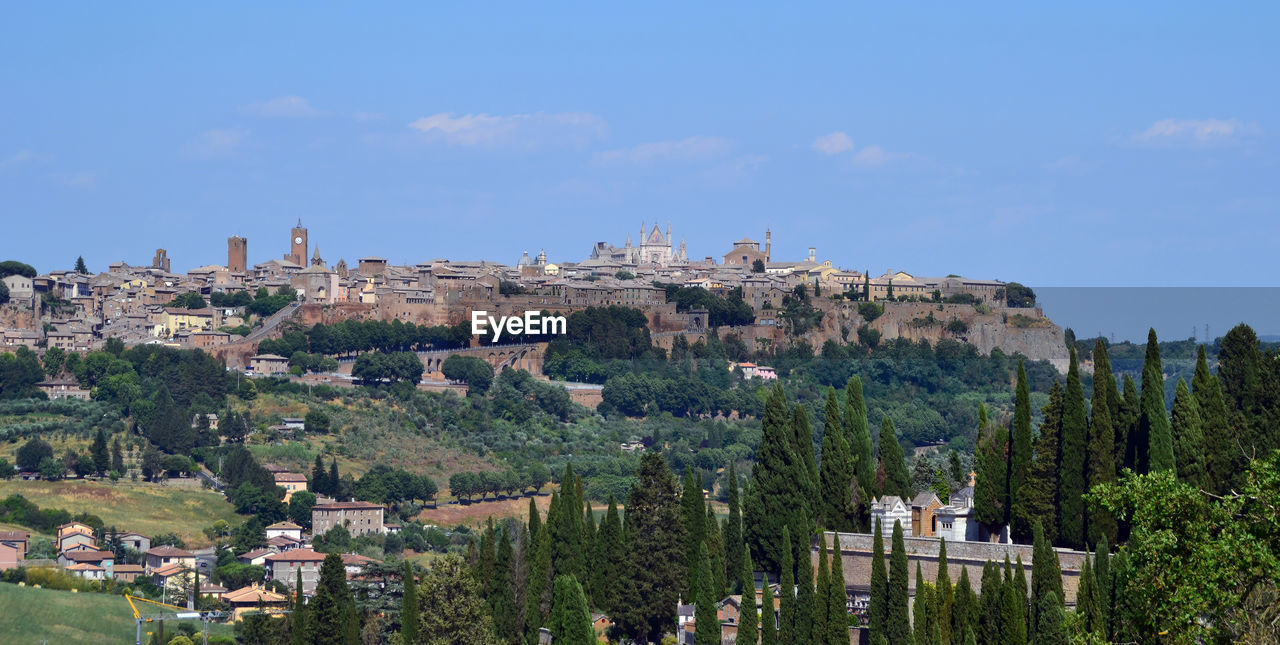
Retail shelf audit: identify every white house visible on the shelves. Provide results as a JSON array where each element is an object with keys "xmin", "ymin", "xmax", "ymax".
[{"xmin": 935, "ymin": 486, "xmax": 980, "ymax": 543}]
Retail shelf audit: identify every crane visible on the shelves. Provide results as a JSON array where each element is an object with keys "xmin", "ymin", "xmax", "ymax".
[{"xmin": 125, "ymin": 594, "xmax": 227, "ymax": 645}]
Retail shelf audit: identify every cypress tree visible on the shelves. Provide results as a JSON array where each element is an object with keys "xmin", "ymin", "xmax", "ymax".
[
  {"xmin": 951, "ymin": 568, "xmax": 973, "ymax": 645},
  {"xmin": 913, "ymin": 564, "xmax": 930, "ymax": 645},
  {"xmin": 760, "ymin": 574, "xmax": 777, "ymax": 645},
  {"xmin": 1012, "ymin": 381, "xmax": 1062, "ymax": 546},
  {"xmin": 1094, "ymin": 537, "xmax": 1111, "ymax": 640},
  {"xmin": 1117, "ymin": 375, "xmax": 1140, "ymax": 472},
  {"xmin": 552, "ymin": 464, "xmax": 585, "ymax": 585},
  {"xmin": 800, "ymin": 534, "xmax": 821, "ymax": 645},
  {"xmin": 745, "ymin": 384, "xmax": 811, "ymax": 575},
  {"xmin": 110, "ymin": 438, "xmax": 124, "ymax": 474},
  {"xmin": 527, "ymin": 496, "xmax": 541, "ymax": 542},
  {"xmin": 1192, "ymin": 345, "xmax": 1234, "ymax": 495},
  {"xmin": 523, "ymin": 525, "xmax": 552, "ymax": 645},
  {"xmin": 740, "ymin": 552, "xmax": 758, "ymax": 645},
  {"xmin": 974, "ymin": 404, "xmax": 1008, "ymax": 532},
  {"xmin": 963, "ymin": 627, "xmax": 977, "ymax": 645},
  {"xmin": 1087, "ymin": 341, "xmax": 1118, "ymax": 548},
  {"xmin": 694, "ymin": 543, "xmax": 720, "ymax": 645},
  {"xmin": 1170, "ymin": 378, "xmax": 1206, "ymax": 488},
  {"xmin": 328, "ymin": 459, "xmax": 339, "ymax": 498},
  {"xmin": 293, "ymin": 566, "xmax": 308, "ymax": 645},
  {"xmin": 1140, "ymin": 328, "xmax": 1175, "ymax": 473},
  {"xmin": 307, "ymin": 553, "xmax": 356, "ymax": 645},
  {"xmin": 1058, "ymin": 348, "xmax": 1087, "ymax": 550},
  {"xmin": 846, "ymin": 377, "xmax": 875, "ymax": 531},
  {"xmin": 617, "ymin": 452, "xmax": 686, "ymax": 645},
  {"xmin": 978, "ymin": 561, "xmax": 1003, "ymax": 645},
  {"xmin": 936, "ymin": 538, "xmax": 953, "ymax": 645},
  {"xmin": 1036, "ymin": 592, "xmax": 1068, "ymax": 645},
  {"xmin": 1014, "ymin": 555, "xmax": 1030, "ymax": 642},
  {"xmin": 1077, "ymin": 553, "xmax": 1102, "ymax": 637},
  {"xmin": 682, "ymin": 467, "xmax": 706, "ymax": 600},
  {"xmin": 312, "ymin": 455, "xmax": 328, "ymax": 497},
  {"xmin": 868, "ymin": 518, "xmax": 888, "ymax": 644},
  {"xmin": 724, "ymin": 463, "xmax": 745, "ymax": 590},
  {"xmin": 791, "ymin": 404, "xmax": 819, "ymax": 519},
  {"xmin": 549, "ymin": 575, "xmax": 595, "ymax": 645},
  {"xmin": 826, "ymin": 534, "xmax": 846, "ymax": 645},
  {"xmin": 91, "ymin": 427, "xmax": 108, "ymax": 475},
  {"xmin": 887, "ymin": 521, "xmax": 911, "ymax": 645},
  {"xmin": 1008, "ymin": 360, "xmax": 1032, "ymax": 526},
  {"xmin": 878, "ymin": 417, "xmax": 912, "ymax": 500},
  {"xmin": 778, "ymin": 527, "xmax": 796, "ymax": 644},
  {"xmin": 593, "ymin": 495, "xmax": 625, "ymax": 617},
  {"xmin": 819, "ymin": 387, "xmax": 855, "ymax": 531},
  {"xmin": 1029, "ymin": 522, "xmax": 1062, "ymax": 640},
  {"xmin": 400, "ymin": 561, "xmax": 418, "ymax": 644},
  {"xmin": 492, "ymin": 530, "xmax": 518, "ymax": 641},
  {"xmin": 706, "ymin": 504, "xmax": 727, "ymax": 602},
  {"xmin": 1001, "ymin": 557, "xmax": 1027, "ymax": 645}
]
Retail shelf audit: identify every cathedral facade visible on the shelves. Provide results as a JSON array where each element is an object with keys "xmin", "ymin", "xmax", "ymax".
[{"xmin": 589, "ymin": 221, "xmax": 688, "ymax": 266}]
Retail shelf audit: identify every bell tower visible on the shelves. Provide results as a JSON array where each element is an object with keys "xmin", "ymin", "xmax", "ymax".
[{"xmin": 287, "ymin": 219, "xmax": 307, "ymax": 265}]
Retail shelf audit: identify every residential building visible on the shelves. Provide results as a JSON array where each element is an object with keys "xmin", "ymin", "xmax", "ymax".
[
  {"xmin": 113, "ymin": 563, "xmax": 145, "ymax": 582},
  {"xmin": 265, "ymin": 520, "xmax": 304, "ymax": 542},
  {"xmin": 144, "ymin": 545, "xmax": 196, "ymax": 574},
  {"xmin": 265, "ymin": 548, "xmax": 328, "ymax": 595},
  {"xmin": 59, "ymin": 549, "xmax": 114, "ymax": 576},
  {"xmin": 118, "ymin": 532, "xmax": 151, "ymax": 553},
  {"xmin": 224, "ymin": 584, "xmax": 289, "ymax": 621},
  {"xmin": 273, "ymin": 473, "xmax": 307, "ymax": 503},
  {"xmin": 56, "ymin": 522, "xmax": 96, "ymax": 553},
  {"xmin": 249, "ymin": 354, "xmax": 289, "ymax": 375},
  {"xmin": 312, "ymin": 501, "xmax": 384, "ymax": 537},
  {"xmin": 67, "ymin": 562, "xmax": 107, "ymax": 580},
  {"xmin": 0, "ymin": 531, "xmax": 28, "ymax": 570},
  {"xmin": 38, "ymin": 379, "xmax": 92, "ymax": 401}
]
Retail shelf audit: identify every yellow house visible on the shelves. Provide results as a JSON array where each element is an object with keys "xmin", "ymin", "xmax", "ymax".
[
  {"xmin": 869, "ymin": 271, "xmax": 928, "ymax": 300},
  {"xmin": 544, "ymin": 263, "xmax": 560, "ymax": 276},
  {"xmin": 161, "ymin": 307, "xmax": 216, "ymax": 336}
]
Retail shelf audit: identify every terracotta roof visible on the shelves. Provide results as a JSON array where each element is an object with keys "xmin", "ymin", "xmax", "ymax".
[
  {"xmin": 266, "ymin": 536, "xmax": 300, "ymax": 548},
  {"xmin": 113, "ymin": 564, "xmax": 145, "ymax": 573},
  {"xmin": 152, "ymin": 563, "xmax": 188, "ymax": 577},
  {"xmin": 67, "ymin": 563, "xmax": 105, "ymax": 571},
  {"xmin": 63, "ymin": 550, "xmax": 114, "ymax": 562},
  {"xmin": 224, "ymin": 585, "xmax": 288, "ymax": 604},
  {"xmin": 0, "ymin": 531, "xmax": 30, "ymax": 541},
  {"xmin": 265, "ymin": 548, "xmax": 327, "ymax": 562},
  {"xmin": 146, "ymin": 545, "xmax": 195, "ymax": 558},
  {"xmin": 313, "ymin": 501, "xmax": 383, "ymax": 510},
  {"xmin": 272, "ymin": 473, "xmax": 307, "ymax": 483},
  {"xmin": 265, "ymin": 521, "xmax": 303, "ymax": 530},
  {"xmin": 239, "ymin": 548, "xmax": 276, "ymax": 561},
  {"xmin": 340, "ymin": 553, "xmax": 378, "ymax": 566}
]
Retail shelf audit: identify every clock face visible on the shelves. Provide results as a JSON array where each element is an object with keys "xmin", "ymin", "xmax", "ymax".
[{"xmin": 294, "ymin": 236, "xmax": 303, "ymax": 245}]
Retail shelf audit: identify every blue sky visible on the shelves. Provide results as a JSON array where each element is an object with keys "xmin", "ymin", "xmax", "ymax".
[{"xmin": 1, "ymin": 3, "xmax": 1276, "ymax": 287}]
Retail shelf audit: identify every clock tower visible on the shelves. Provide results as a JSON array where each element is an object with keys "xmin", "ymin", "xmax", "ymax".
[{"xmin": 286, "ymin": 219, "xmax": 307, "ymax": 266}]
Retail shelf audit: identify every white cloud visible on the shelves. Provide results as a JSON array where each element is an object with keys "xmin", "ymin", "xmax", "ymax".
[
  {"xmin": 1133, "ymin": 118, "xmax": 1259, "ymax": 144},
  {"xmin": 812, "ymin": 131, "xmax": 854, "ymax": 156},
  {"xmin": 184, "ymin": 128, "xmax": 248, "ymax": 159},
  {"xmin": 850, "ymin": 145, "xmax": 905, "ymax": 167},
  {"xmin": 595, "ymin": 136, "xmax": 733, "ymax": 164},
  {"xmin": 0, "ymin": 150, "xmax": 54, "ymax": 169},
  {"xmin": 242, "ymin": 96, "xmax": 323, "ymax": 118},
  {"xmin": 408, "ymin": 111, "xmax": 607, "ymax": 147}
]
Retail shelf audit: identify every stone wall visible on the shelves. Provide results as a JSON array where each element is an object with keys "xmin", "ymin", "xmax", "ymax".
[{"xmin": 819, "ymin": 531, "xmax": 1086, "ymax": 604}]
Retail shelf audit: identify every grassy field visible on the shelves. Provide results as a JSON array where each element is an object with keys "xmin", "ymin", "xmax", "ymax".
[
  {"xmin": 0, "ymin": 583, "xmax": 234, "ymax": 642},
  {"xmin": 0, "ymin": 479, "xmax": 242, "ymax": 547}
]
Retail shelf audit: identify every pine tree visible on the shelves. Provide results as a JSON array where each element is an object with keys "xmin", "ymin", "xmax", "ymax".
[
  {"xmin": 1035, "ymin": 592, "xmax": 1067, "ymax": 645},
  {"xmin": 401, "ymin": 561, "xmax": 418, "ymax": 644},
  {"xmin": 725, "ymin": 463, "xmax": 745, "ymax": 591},
  {"xmin": 778, "ymin": 527, "xmax": 796, "ymax": 644},
  {"xmin": 951, "ymin": 568, "xmax": 974, "ymax": 645},
  {"xmin": 1029, "ymin": 522, "xmax": 1062, "ymax": 641},
  {"xmin": 1008, "ymin": 360, "xmax": 1033, "ymax": 525},
  {"xmin": 868, "ymin": 518, "xmax": 888, "ymax": 644},
  {"xmin": 936, "ymin": 538, "xmax": 954, "ymax": 645},
  {"xmin": 878, "ymin": 417, "xmax": 912, "ymax": 500},
  {"xmin": 1170, "ymin": 378, "xmax": 1207, "ymax": 488},
  {"xmin": 913, "ymin": 564, "xmax": 930, "ymax": 645},
  {"xmin": 740, "ymin": 552, "xmax": 758, "ymax": 645},
  {"xmin": 745, "ymin": 384, "xmax": 811, "ymax": 575},
  {"xmin": 846, "ymin": 377, "xmax": 875, "ymax": 531},
  {"xmin": 1001, "ymin": 557, "xmax": 1027, "ymax": 645},
  {"xmin": 887, "ymin": 521, "xmax": 911, "ymax": 645},
  {"xmin": 1192, "ymin": 345, "xmax": 1234, "ymax": 495},
  {"xmin": 826, "ymin": 534, "xmax": 847, "ymax": 645},
  {"xmin": 978, "ymin": 561, "xmax": 1003, "ymax": 645},
  {"xmin": 307, "ymin": 553, "xmax": 357, "ymax": 645},
  {"xmin": 819, "ymin": 387, "xmax": 855, "ymax": 531},
  {"xmin": 1013, "ymin": 381, "xmax": 1062, "ymax": 546},
  {"xmin": 1088, "ymin": 341, "xmax": 1118, "ymax": 548},
  {"xmin": 549, "ymin": 575, "xmax": 594, "ymax": 645},
  {"xmin": 974, "ymin": 404, "xmax": 1009, "ymax": 532},
  {"xmin": 760, "ymin": 574, "xmax": 777, "ymax": 645},
  {"xmin": 1141, "ymin": 328, "xmax": 1175, "ymax": 473},
  {"xmin": 74, "ymin": 256, "xmax": 88, "ymax": 274},
  {"xmin": 1058, "ymin": 348, "xmax": 1087, "ymax": 550}
]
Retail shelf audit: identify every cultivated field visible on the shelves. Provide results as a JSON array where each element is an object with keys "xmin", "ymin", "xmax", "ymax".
[
  {"xmin": 0, "ymin": 583, "xmax": 234, "ymax": 642},
  {"xmin": 0, "ymin": 479, "xmax": 242, "ymax": 547}
]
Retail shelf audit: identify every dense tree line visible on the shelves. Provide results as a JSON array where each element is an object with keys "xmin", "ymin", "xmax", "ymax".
[
  {"xmin": 351, "ymin": 351, "xmax": 424, "ymax": 385},
  {"xmin": 655, "ymin": 283, "xmax": 756, "ymax": 327},
  {"xmin": 258, "ymin": 318, "xmax": 471, "ymax": 358}
]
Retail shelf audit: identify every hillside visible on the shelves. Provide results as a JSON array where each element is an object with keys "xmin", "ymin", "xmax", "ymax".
[{"xmin": 0, "ymin": 584, "xmax": 234, "ymax": 642}]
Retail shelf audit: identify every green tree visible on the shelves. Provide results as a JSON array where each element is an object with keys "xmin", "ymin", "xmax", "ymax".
[
  {"xmin": 951, "ymin": 567, "xmax": 974, "ymax": 645},
  {"xmin": 1057, "ymin": 348, "xmax": 1087, "ymax": 550},
  {"xmin": 1029, "ymin": 522, "xmax": 1062, "ymax": 641},
  {"xmin": 877, "ymin": 417, "xmax": 911, "ymax": 500},
  {"xmin": 293, "ymin": 567, "xmax": 308, "ymax": 645},
  {"xmin": 936, "ymin": 538, "xmax": 954, "ymax": 645},
  {"xmin": 1013, "ymin": 381, "xmax": 1062, "ymax": 545},
  {"xmin": 1076, "ymin": 552, "xmax": 1102, "ymax": 638},
  {"xmin": 913, "ymin": 564, "xmax": 931, "ymax": 645},
  {"xmin": 760, "ymin": 573, "xmax": 777, "ymax": 645},
  {"xmin": 745, "ymin": 384, "xmax": 811, "ymax": 575},
  {"xmin": 306, "ymin": 553, "xmax": 357, "ymax": 645},
  {"xmin": 1087, "ymin": 340, "xmax": 1118, "ymax": 548},
  {"xmin": 693, "ymin": 543, "xmax": 720, "ymax": 645},
  {"xmin": 418, "ymin": 554, "xmax": 497, "ymax": 645},
  {"xmin": 401, "ymin": 561, "xmax": 419, "ymax": 644},
  {"xmin": 549, "ymin": 575, "xmax": 594, "ymax": 645},
  {"xmin": 1001, "ymin": 557, "xmax": 1027, "ymax": 645},
  {"xmin": 810, "ymin": 536, "xmax": 827, "ymax": 645},
  {"xmin": 1141, "ymin": 328, "xmax": 1174, "ymax": 474},
  {"xmin": 90, "ymin": 427, "xmax": 109, "ymax": 475},
  {"xmin": 739, "ymin": 552, "xmax": 759, "ymax": 645},
  {"xmin": 978, "ymin": 562, "xmax": 1003, "ymax": 645},
  {"xmin": 887, "ymin": 521, "xmax": 911, "ymax": 645},
  {"xmin": 74, "ymin": 255, "xmax": 88, "ymax": 274},
  {"xmin": 1170, "ymin": 379, "xmax": 1206, "ymax": 488},
  {"xmin": 681, "ymin": 467, "xmax": 706, "ymax": 600},
  {"xmin": 868, "ymin": 519, "xmax": 888, "ymax": 644},
  {"xmin": 592, "ymin": 495, "xmax": 626, "ymax": 617},
  {"xmin": 1035, "ymin": 592, "xmax": 1067, "ymax": 645},
  {"xmin": 1008, "ymin": 360, "xmax": 1033, "ymax": 526},
  {"xmin": 724, "ymin": 463, "xmax": 745, "ymax": 592},
  {"xmin": 111, "ymin": 438, "xmax": 124, "ymax": 474},
  {"xmin": 1192, "ymin": 345, "xmax": 1234, "ymax": 495},
  {"xmin": 819, "ymin": 387, "xmax": 855, "ymax": 531},
  {"xmin": 974, "ymin": 404, "xmax": 1009, "ymax": 531},
  {"xmin": 825, "ymin": 535, "xmax": 847, "ymax": 645},
  {"xmin": 523, "ymin": 524, "xmax": 552, "ymax": 645},
  {"xmin": 777, "ymin": 527, "xmax": 796, "ymax": 644},
  {"xmin": 845, "ymin": 377, "xmax": 875, "ymax": 531},
  {"xmin": 617, "ymin": 453, "xmax": 686, "ymax": 644}
]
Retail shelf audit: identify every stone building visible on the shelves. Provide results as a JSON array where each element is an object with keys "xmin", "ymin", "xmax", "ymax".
[
  {"xmin": 722, "ymin": 230, "xmax": 771, "ymax": 268},
  {"xmin": 227, "ymin": 236, "xmax": 248, "ymax": 274},
  {"xmin": 311, "ymin": 501, "xmax": 384, "ymax": 537},
  {"xmin": 589, "ymin": 222, "xmax": 688, "ymax": 267}
]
